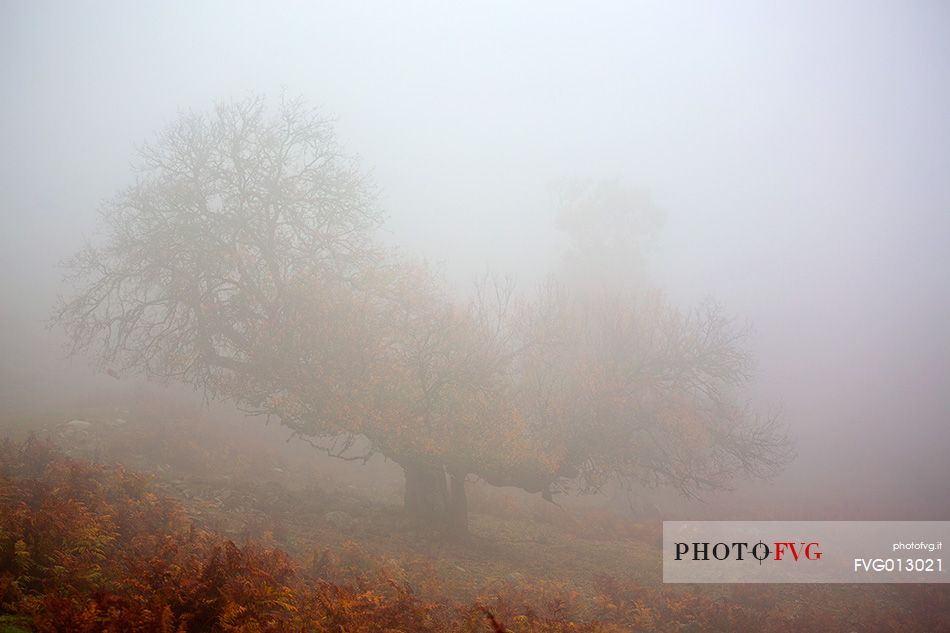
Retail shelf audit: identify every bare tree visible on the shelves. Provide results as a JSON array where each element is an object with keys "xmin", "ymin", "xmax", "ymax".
[
  {"xmin": 55, "ymin": 97, "xmax": 791, "ymax": 540},
  {"xmin": 57, "ymin": 95, "xmax": 379, "ymax": 391}
]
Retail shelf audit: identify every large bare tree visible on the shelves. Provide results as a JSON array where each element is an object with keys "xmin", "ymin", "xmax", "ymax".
[{"xmin": 56, "ymin": 96, "xmax": 791, "ymax": 539}]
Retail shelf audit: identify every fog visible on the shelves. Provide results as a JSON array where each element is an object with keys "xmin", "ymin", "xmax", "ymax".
[{"xmin": 2, "ymin": 0, "xmax": 949, "ymax": 523}]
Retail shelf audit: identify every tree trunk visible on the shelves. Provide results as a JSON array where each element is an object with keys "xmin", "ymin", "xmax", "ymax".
[
  {"xmin": 401, "ymin": 461, "xmax": 469, "ymax": 540},
  {"xmin": 403, "ymin": 461, "xmax": 448, "ymax": 522},
  {"xmin": 447, "ymin": 469, "xmax": 468, "ymax": 539}
]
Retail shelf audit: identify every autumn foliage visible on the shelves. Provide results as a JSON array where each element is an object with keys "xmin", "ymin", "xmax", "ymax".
[
  {"xmin": 53, "ymin": 97, "xmax": 791, "ymax": 537},
  {"xmin": 0, "ymin": 437, "xmax": 946, "ymax": 632}
]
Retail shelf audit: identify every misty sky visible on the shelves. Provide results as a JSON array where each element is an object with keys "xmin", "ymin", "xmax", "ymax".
[{"xmin": 1, "ymin": 1, "xmax": 948, "ymax": 508}]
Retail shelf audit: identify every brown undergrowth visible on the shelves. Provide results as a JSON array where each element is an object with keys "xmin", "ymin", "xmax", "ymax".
[{"xmin": 1, "ymin": 437, "xmax": 947, "ymax": 632}]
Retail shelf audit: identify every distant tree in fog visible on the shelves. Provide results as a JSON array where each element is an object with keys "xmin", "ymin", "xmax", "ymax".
[
  {"xmin": 555, "ymin": 179, "xmax": 664, "ymax": 292},
  {"xmin": 516, "ymin": 285, "xmax": 790, "ymax": 499},
  {"xmin": 55, "ymin": 96, "xmax": 791, "ymax": 540}
]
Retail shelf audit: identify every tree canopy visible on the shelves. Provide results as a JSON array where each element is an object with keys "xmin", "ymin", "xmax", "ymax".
[{"xmin": 56, "ymin": 96, "xmax": 791, "ymax": 537}]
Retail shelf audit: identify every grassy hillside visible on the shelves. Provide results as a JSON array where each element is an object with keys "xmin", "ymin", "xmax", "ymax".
[{"xmin": 1, "ymin": 391, "xmax": 948, "ymax": 631}]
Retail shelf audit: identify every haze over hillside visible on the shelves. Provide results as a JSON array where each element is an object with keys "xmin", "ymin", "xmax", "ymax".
[{"xmin": 2, "ymin": 1, "xmax": 949, "ymax": 516}]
